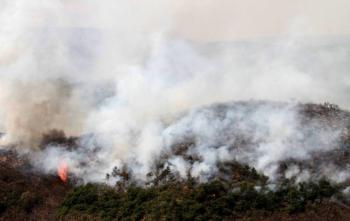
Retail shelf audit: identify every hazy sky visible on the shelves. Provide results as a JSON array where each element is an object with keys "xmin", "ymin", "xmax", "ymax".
[
  {"xmin": 58, "ymin": 0, "xmax": 350, "ymax": 41},
  {"xmin": 175, "ymin": 0, "xmax": 350, "ymax": 41}
]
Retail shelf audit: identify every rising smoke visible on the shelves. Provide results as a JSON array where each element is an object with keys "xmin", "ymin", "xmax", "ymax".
[{"xmin": 0, "ymin": 0, "xmax": 350, "ymax": 184}]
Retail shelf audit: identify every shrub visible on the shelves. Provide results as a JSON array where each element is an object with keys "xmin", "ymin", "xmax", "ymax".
[{"xmin": 58, "ymin": 176, "xmax": 342, "ymax": 220}]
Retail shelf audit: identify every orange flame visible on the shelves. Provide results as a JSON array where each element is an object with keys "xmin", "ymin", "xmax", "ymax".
[{"xmin": 58, "ymin": 160, "xmax": 68, "ymax": 183}]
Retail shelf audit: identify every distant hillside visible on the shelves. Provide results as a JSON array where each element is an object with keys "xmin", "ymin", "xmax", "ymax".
[{"xmin": 1, "ymin": 101, "xmax": 350, "ymax": 220}]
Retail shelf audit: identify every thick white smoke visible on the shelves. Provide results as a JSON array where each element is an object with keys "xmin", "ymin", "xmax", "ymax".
[{"xmin": 0, "ymin": 0, "xmax": 350, "ymax": 184}]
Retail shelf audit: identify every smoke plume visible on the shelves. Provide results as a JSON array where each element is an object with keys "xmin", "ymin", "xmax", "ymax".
[{"xmin": 0, "ymin": 0, "xmax": 350, "ymax": 185}]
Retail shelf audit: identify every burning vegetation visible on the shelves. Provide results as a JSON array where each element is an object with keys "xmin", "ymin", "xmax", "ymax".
[{"xmin": 58, "ymin": 160, "xmax": 68, "ymax": 183}]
